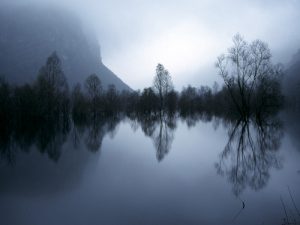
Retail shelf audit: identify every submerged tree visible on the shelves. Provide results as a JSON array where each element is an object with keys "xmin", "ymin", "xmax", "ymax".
[
  {"xmin": 153, "ymin": 63, "xmax": 174, "ymax": 111},
  {"xmin": 215, "ymin": 34, "xmax": 283, "ymax": 118}
]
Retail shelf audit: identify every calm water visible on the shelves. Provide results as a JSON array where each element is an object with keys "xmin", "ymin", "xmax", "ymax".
[{"xmin": 0, "ymin": 113, "xmax": 300, "ymax": 225}]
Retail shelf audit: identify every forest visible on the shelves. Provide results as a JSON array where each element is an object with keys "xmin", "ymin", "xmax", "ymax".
[{"xmin": 0, "ymin": 34, "xmax": 286, "ymax": 127}]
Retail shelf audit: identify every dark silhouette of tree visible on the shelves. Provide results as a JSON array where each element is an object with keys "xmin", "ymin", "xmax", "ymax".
[
  {"xmin": 85, "ymin": 73, "xmax": 102, "ymax": 120},
  {"xmin": 179, "ymin": 85, "xmax": 198, "ymax": 115},
  {"xmin": 104, "ymin": 84, "xmax": 120, "ymax": 115},
  {"xmin": 35, "ymin": 51, "xmax": 70, "ymax": 120},
  {"xmin": 153, "ymin": 63, "xmax": 174, "ymax": 112},
  {"xmin": 165, "ymin": 90, "xmax": 178, "ymax": 114},
  {"xmin": 0, "ymin": 78, "xmax": 15, "ymax": 164},
  {"xmin": 0, "ymin": 77, "xmax": 12, "ymax": 128},
  {"xmin": 139, "ymin": 87, "xmax": 159, "ymax": 114},
  {"xmin": 254, "ymin": 70, "xmax": 284, "ymax": 117},
  {"xmin": 198, "ymin": 85, "xmax": 213, "ymax": 111},
  {"xmin": 122, "ymin": 90, "xmax": 140, "ymax": 114},
  {"xmin": 215, "ymin": 34, "xmax": 283, "ymax": 118},
  {"xmin": 13, "ymin": 84, "xmax": 38, "ymax": 122},
  {"xmin": 71, "ymin": 83, "xmax": 88, "ymax": 123}
]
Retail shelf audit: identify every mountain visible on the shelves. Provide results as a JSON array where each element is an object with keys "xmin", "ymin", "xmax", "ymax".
[{"xmin": 0, "ymin": 5, "xmax": 131, "ymax": 91}]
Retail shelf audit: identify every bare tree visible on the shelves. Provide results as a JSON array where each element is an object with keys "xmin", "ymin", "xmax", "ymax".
[
  {"xmin": 36, "ymin": 52, "xmax": 69, "ymax": 119},
  {"xmin": 38, "ymin": 52, "xmax": 67, "ymax": 92},
  {"xmin": 153, "ymin": 63, "xmax": 173, "ymax": 111},
  {"xmin": 85, "ymin": 74, "xmax": 102, "ymax": 120},
  {"xmin": 215, "ymin": 34, "xmax": 283, "ymax": 118}
]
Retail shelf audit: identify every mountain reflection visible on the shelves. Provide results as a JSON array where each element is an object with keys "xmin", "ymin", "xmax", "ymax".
[{"xmin": 215, "ymin": 114, "xmax": 284, "ymax": 196}]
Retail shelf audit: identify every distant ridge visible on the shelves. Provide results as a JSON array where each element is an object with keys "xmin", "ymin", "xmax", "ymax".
[{"xmin": 0, "ymin": 4, "xmax": 131, "ymax": 91}]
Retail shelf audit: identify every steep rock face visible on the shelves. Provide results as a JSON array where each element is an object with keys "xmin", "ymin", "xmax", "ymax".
[{"xmin": 0, "ymin": 5, "xmax": 131, "ymax": 91}]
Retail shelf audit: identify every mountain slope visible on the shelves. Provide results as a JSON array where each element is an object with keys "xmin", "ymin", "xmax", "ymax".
[{"xmin": 0, "ymin": 5, "xmax": 131, "ymax": 91}]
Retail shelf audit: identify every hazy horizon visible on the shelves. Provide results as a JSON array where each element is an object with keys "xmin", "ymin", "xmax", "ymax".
[
  {"xmin": 1, "ymin": 2, "xmax": 300, "ymax": 225},
  {"xmin": 1, "ymin": 0, "xmax": 300, "ymax": 90}
]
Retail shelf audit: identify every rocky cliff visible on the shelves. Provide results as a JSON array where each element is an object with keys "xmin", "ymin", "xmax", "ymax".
[{"xmin": 0, "ymin": 5, "xmax": 131, "ymax": 91}]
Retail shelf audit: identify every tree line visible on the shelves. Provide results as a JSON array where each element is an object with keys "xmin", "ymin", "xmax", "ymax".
[
  {"xmin": 0, "ymin": 34, "xmax": 285, "ymax": 131},
  {"xmin": 0, "ymin": 34, "xmax": 287, "ymax": 166}
]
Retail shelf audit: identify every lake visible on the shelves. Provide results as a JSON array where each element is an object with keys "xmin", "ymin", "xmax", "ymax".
[{"xmin": 0, "ymin": 112, "xmax": 300, "ymax": 225}]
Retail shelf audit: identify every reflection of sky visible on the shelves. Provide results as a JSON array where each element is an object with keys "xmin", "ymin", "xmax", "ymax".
[
  {"xmin": 0, "ymin": 119, "xmax": 300, "ymax": 225},
  {"xmin": 2, "ymin": 0, "xmax": 300, "ymax": 90},
  {"xmin": 284, "ymin": 110, "xmax": 300, "ymax": 151}
]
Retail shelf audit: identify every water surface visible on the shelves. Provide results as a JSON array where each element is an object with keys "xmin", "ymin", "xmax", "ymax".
[{"xmin": 1, "ymin": 113, "xmax": 300, "ymax": 225}]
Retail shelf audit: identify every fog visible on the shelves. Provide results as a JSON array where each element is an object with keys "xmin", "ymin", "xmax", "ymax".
[{"xmin": 1, "ymin": 0, "xmax": 300, "ymax": 90}]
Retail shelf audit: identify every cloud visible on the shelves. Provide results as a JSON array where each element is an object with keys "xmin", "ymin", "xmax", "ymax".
[{"xmin": 2, "ymin": 0, "xmax": 300, "ymax": 89}]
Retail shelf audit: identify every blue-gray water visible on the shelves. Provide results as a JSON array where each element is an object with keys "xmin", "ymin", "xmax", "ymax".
[{"xmin": 0, "ymin": 114, "xmax": 300, "ymax": 225}]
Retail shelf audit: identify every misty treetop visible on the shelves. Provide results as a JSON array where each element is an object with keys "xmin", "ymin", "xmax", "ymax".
[
  {"xmin": 36, "ymin": 51, "xmax": 69, "ymax": 120},
  {"xmin": 216, "ymin": 34, "xmax": 284, "ymax": 119},
  {"xmin": 153, "ymin": 63, "xmax": 174, "ymax": 111}
]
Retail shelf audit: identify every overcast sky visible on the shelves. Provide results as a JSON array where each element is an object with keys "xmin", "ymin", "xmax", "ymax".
[{"xmin": 3, "ymin": 0, "xmax": 300, "ymax": 90}]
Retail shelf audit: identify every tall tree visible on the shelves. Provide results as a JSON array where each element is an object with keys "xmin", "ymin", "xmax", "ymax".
[
  {"xmin": 85, "ymin": 73, "xmax": 102, "ymax": 119},
  {"xmin": 36, "ymin": 51, "xmax": 69, "ymax": 119},
  {"xmin": 153, "ymin": 63, "xmax": 173, "ymax": 111},
  {"xmin": 215, "ymin": 34, "xmax": 282, "ymax": 118}
]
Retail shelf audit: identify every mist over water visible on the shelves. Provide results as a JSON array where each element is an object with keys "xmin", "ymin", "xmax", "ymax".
[
  {"xmin": 0, "ymin": 112, "xmax": 300, "ymax": 225},
  {"xmin": 1, "ymin": 1, "xmax": 300, "ymax": 225}
]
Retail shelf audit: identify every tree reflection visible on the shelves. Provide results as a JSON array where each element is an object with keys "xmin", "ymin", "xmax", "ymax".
[
  {"xmin": 0, "ymin": 114, "xmax": 122, "ymax": 165},
  {"xmin": 83, "ymin": 116, "xmax": 121, "ymax": 152},
  {"xmin": 0, "ymin": 125, "xmax": 16, "ymax": 165},
  {"xmin": 84, "ymin": 120, "xmax": 106, "ymax": 152},
  {"xmin": 215, "ymin": 114, "xmax": 283, "ymax": 195},
  {"xmin": 0, "ymin": 116, "xmax": 70, "ymax": 164},
  {"xmin": 36, "ymin": 119, "xmax": 70, "ymax": 162},
  {"xmin": 154, "ymin": 115, "xmax": 176, "ymax": 161},
  {"xmin": 136, "ymin": 113, "xmax": 177, "ymax": 161},
  {"xmin": 180, "ymin": 112, "xmax": 213, "ymax": 128},
  {"xmin": 73, "ymin": 115, "xmax": 121, "ymax": 153}
]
